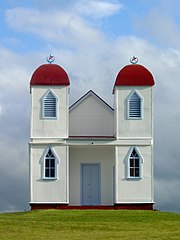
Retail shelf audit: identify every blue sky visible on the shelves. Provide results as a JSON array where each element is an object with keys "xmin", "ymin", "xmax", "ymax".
[
  {"xmin": 2, "ymin": 0, "xmax": 180, "ymax": 52},
  {"xmin": 0, "ymin": 0, "xmax": 180, "ymax": 213}
]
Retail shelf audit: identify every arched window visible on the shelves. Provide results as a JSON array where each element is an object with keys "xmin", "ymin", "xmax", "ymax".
[
  {"xmin": 127, "ymin": 91, "xmax": 143, "ymax": 119},
  {"xmin": 127, "ymin": 147, "xmax": 143, "ymax": 179},
  {"xmin": 42, "ymin": 90, "xmax": 58, "ymax": 119},
  {"xmin": 45, "ymin": 149, "xmax": 55, "ymax": 178},
  {"xmin": 41, "ymin": 148, "xmax": 59, "ymax": 179}
]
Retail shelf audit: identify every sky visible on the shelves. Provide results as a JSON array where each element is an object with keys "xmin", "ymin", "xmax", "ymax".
[{"xmin": 0, "ymin": 0, "xmax": 180, "ymax": 213}]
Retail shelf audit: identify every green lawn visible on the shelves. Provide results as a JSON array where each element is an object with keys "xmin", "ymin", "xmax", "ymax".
[{"xmin": 0, "ymin": 210, "xmax": 179, "ymax": 239}]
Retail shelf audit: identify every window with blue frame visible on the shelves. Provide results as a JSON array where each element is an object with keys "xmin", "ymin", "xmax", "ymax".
[
  {"xmin": 127, "ymin": 147, "xmax": 143, "ymax": 179},
  {"xmin": 42, "ymin": 90, "xmax": 58, "ymax": 119},
  {"xmin": 127, "ymin": 91, "xmax": 142, "ymax": 119}
]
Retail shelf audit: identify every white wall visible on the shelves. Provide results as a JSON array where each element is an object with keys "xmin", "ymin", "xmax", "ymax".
[
  {"xmin": 115, "ymin": 145, "xmax": 153, "ymax": 203},
  {"xmin": 69, "ymin": 146, "xmax": 115, "ymax": 205},
  {"xmin": 30, "ymin": 145, "xmax": 69, "ymax": 203},
  {"xmin": 69, "ymin": 94, "xmax": 114, "ymax": 136},
  {"xmin": 29, "ymin": 85, "xmax": 153, "ymax": 206},
  {"xmin": 114, "ymin": 86, "xmax": 153, "ymax": 138},
  {"xmin": 30, "ymin": 86, "xmax": 69, "ymax": 138}
]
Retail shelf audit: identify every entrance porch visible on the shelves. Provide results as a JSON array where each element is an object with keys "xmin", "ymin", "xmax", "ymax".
[{"xmin": 69, "ymin": 145, "xmax": 115, "ymax": 206}]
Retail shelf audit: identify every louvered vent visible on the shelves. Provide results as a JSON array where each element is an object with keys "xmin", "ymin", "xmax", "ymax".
[
  {"xmin": 44, "ymin": 92, "xmax": 56, "ymax": 118},
  {"xmin": 129, "ymin": 92, "xmax": 141, "ymax": 118}
]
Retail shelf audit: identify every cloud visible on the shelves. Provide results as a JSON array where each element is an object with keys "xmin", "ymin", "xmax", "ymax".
[
  {"xmin": 155, "ymin": 179, "xmax": 180, "ymax": 213},
  {"xmin": 0, "ymin": 49, "xmax": 30, "ymax": 212},
  {"xmin": 75, "ymin": 0, "xmax": 123, "ymax": 19},
  {"xmin": 135, "ymin": 1, "xmax": 180, "ymax": 48},
  {"xmin": 5, "ymin": 7, "xmax": 104, "ymax": 48},
  {"xmin": 30, "ymin": 0, "xmax": 123, "ymax": 16}
]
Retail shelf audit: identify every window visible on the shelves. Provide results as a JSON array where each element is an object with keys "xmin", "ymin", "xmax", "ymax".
[
  {"xmin": 42, "ymin": 90, "xmax": 58, "ymax": 119},
  {"xmin": 127, "ymin": 147, "xmax": 143, "ymax": 179},
  {"xmin": 129, "ymin": 148, "xmax": 140, "ymax": 177},
  {"xmin": 45, "ymin": 149, "xmax": 55, "ymax": 178},
  {"xmin": 42, "ymin": 148, "xmax": 59, "ymax": 180},
  {"xmin": 127, "ymin": 91, "xmax": 142, "ymax": 119}
]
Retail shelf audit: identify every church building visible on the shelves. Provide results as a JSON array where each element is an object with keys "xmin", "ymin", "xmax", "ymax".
[{"xmin": 29, "ymin": 57, "xmax": 155, "ymax": 210}]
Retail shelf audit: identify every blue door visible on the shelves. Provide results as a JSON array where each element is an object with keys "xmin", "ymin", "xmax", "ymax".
[{"xmin": 81, "ymin": 164, "xmax": 100, "ymax": 205}]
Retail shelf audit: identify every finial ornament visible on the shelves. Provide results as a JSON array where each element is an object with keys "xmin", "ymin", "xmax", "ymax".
[
  {"xmin": 46, "ymin": 54, "xmax": 55, "ymax": 64},
  {"xmin": 130, "ymin": 56, "xmax": 138, "ymax": 64}
]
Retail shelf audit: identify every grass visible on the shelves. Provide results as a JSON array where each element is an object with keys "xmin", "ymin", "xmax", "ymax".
[{"xmin": 0, "ymin": 210, "xmax": 179, "ymax": 239}]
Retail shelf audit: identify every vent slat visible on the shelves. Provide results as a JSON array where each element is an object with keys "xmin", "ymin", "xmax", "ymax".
[
  {"xmin": 129, "ymin": 92, "xmax": 141, "ymax": 118},
  {"xmin": 44, "ymin": 92, "xmax": 56, "ymax": 118}
]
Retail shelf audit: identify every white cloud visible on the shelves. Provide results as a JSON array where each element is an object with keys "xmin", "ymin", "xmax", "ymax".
[
  {"xmin": 75, "ymin": 0, "xmax": 123, "ymax": 18},
  {"xmin": 5, "ymin": 7, "xmax": 104, "ymax": 48},
  {"xmin": 0, "ymin": 105, "xmax": 3, "ymax": 116},
  {"xmin": 135, "ymin": 2, "xmax": 180, "ymax": 48},
  {"xmin": 30, "ymin": 0, "xmax": 123, "ymax": 17}
]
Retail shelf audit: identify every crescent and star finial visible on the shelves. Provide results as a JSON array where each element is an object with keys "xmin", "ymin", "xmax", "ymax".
[
  {"xmin": 46, "ymin": 54, "xmax": 55, "ymax": 64},
  {"xmin": 130, "ymin": 56, "xmax": 138, "ymax": 64}
]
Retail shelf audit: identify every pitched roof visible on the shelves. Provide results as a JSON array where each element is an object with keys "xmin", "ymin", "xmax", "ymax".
[{"xmin": 69, "ymin": 90, "xmax": 114, "ymax": 112}]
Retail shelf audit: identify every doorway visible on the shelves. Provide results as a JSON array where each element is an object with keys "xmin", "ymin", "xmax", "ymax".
[{"xmin": 81, "ymin": 164, "xmax": 100, "ymax": 205}]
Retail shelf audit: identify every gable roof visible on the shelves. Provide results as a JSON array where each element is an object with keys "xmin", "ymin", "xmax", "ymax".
[
  {"xmin": 69, "ymin": 90, "xmax": 114, "ymax": 112},
  {"xmin": 69, "ymin": 90, "xmax": 114, "ymax": 137}
]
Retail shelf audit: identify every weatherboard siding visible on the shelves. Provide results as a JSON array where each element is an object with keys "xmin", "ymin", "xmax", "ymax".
[
  {"xmin": 30, "ymin": 145, "xmax": 69, "ymax": 203},
  {"xmin": 69, "ymin": 92, "xmax": 114, "ymax": 137},
  {"xmin": 30, "ymin": 86, "xmax": 69, "ymax": 139},
  {"xmin": 115, "ymin": 145, "xmax": 153, "ymax": 203},
  {"xmin": 69, "ymin": 146, "xmax": 115, "ymax": 205},
  {"xmin": 114, "ymin": 86, "xmax": 153, "ymax": 139}
]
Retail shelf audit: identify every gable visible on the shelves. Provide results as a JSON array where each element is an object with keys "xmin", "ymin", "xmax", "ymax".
[{"xmin": 69, "ymin": 91, "xmax": 114, "ymax": 137}]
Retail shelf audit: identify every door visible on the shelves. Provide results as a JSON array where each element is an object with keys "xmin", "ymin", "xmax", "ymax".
[{"xmin": 81, "ymin": 164, "xmax": 100, "ymax": 205}]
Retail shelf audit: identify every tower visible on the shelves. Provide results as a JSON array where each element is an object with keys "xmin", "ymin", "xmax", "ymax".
[
  {"xmin": 113, "ymin": 60, "xmax": 155, "ymax": 209},
  {"xmin": 29, "ymin": 63, "xmax": 70, "ymax": 209}
]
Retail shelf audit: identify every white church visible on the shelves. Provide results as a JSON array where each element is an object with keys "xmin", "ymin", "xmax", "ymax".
[{"xmin": 29, "ymin": 57, "xmax": 155, "ymax": 210}]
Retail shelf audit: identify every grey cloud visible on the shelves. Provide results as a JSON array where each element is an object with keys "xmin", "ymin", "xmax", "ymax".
[{"xmin": 135, "ymin": 2, "xmax": 180, "ymax": 48}]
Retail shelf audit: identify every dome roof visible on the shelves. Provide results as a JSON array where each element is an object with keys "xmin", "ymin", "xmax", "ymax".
[
  {"xmin": 114, "ymin": 64, "xmax": 155, "ymax": 88},
  {"xmin": 30, "ymin": 64, "xmax": 70, "ymax": 86}
]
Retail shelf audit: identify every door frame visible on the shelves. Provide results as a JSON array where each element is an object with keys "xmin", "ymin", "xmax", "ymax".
[{"xmin": 80, "ymin": 163, "xmax": 101, "ymax": 206}]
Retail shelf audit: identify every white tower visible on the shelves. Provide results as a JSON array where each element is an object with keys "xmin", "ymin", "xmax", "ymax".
[
  {"xmin": 29, "ymin": 62, "xmax": 70, "ymax": 210},
  {"xmin": 113, "ymin": 60, "xmax": 155, "ymax": 209}
]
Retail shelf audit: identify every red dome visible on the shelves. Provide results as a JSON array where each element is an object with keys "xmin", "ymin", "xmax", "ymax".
[
  {"xmin": 114, "ymin": 64, "xmax": 155, "ymax": 87},
  {"xmin": 30, "ymin": 64, "xmax": 70, "ymax": 86}
]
